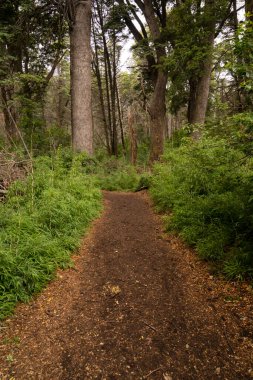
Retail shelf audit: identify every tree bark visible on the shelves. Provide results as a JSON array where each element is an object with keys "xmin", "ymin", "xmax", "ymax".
[
  {"xmin": 111, "ymin": 19, "xmax": 118, "ymax": 156},
  {"xmin": 138, "ymin": 0, "xmax": 168, "ymax": 162},
  {"xmin": 116, "ymin": 83, "xmax": 125, "ymax": 152},
  {"xmin": 148, "ymin": 71, "xmax": 167, "ymax": 162},
  {"xmin": 118, "ymin": 0, "xmax": 168, "ymax": 162},
  {"xmin": 70, "ymin": 0, "xmax": 93, "ymax": 154},
  {"xmin": 128, "ymin": 106, "xmax": 137, "ymax": 165},
  {"xmin": 187, "ymin": 79, "xmax": 197, "ymax": 124},
  {"xmin": 92, "ymin": 18, "xmax": 111, "ymax": 154},
  {"xmin": 188, "ymin": 39, "xmax": 214, "ymax": 125},
  {"xmin": 232, "ymin": 0, "xmax": 244, "ymax": 111},
  {"xmin": 187, "ymin": 0, "xmax": 215, "ymax": 127}
]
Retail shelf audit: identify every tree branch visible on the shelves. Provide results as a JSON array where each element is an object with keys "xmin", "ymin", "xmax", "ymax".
[
  {"xmin": 215, "ymin": 2, "xmax": 245, "ymax": 38},
  {"xmin": 118, "ymin": 0, "xmax": 145, "ymax": 42},
  {"xmin": 45, "ymin": 50, "xmax": 66, "ymax": 83},
  {"xmin": 126, "ymin": 0, "xmax": 148, "ymax": 38}
]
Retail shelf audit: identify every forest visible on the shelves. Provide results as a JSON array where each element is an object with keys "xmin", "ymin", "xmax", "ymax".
[
  {"xmin": 1, "ymin": 1, "xmax": 253, "ymax": 378},
  {"xmin": 0, "ymin": 0, "xmax": 253, "ymax": 323}
]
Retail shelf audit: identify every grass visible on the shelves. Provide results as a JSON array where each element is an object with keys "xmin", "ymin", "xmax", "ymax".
[
  {"xmin": 0, "ymin": 151, "xmax": 102, "ymax": 320},
  {"xmin": 92, "ymin": 155, "xmax": 151, "ymax": 192}
]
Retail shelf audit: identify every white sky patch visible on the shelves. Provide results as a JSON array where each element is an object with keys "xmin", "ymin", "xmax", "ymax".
[{"xmin": 120, "ymin": 38, "xmax": 133, "ymax": 72}]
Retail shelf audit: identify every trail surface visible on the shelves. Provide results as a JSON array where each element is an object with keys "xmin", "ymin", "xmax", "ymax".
[{"xmin": 0, "ymin": 192, "xmax": 252, "ymax": 379}]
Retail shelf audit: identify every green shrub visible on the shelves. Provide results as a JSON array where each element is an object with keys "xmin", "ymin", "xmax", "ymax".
[
  {"xmin": 150, "ymin": 136, "xmax": 253, "ymax": 279},
  {"xmin": 0, "ymin": 151, "xmax": 102, "ymax": 320}
]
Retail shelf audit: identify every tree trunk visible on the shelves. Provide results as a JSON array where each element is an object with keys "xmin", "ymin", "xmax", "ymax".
[
  {"xmin": 95, "ymin": 0, "xmax": 116, "ymax": 154},
  {"xmin": 111, "ymin": 23, "xmax": 118, "ymax": 156},
  {"xmin": 70, "ymin": 0, "xmax": 93, "ymax": 154},
  {"xmin": 232, "ymin": 0, "xmax": 244, "ymax": 111},
  {"xmin": 187, "ymin": 79, "xmax": 197, "ymax": 123},
  {"xmin": 189, "ymin": 37, "xmax": 215, "ymax": 126},
  {"xmin": 187, "ymin": 0, "xmax": 216, "ymax": 128},
  {"xmin": 92, "ymin": 19, "xmax": 111, "ymax": 154},
  {"xmin": 149, "ymin": 71, "xmax": 167, "ymax": 162},
  {"xmin": 116, "ymin": 83, "xmax": 125, "ymax": 152},
  {"xmin": 128, "ymin": 106, "xmax": 137, "ymax": 165}
]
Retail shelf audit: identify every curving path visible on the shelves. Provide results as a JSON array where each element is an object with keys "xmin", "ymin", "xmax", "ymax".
[{"xmin": 0, "ymin": 192, "xmax": 252, "ymax": 379}]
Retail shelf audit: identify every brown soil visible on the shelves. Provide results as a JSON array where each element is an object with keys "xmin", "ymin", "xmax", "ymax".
[{"xmin": 0, "ymin": 191, "xmax": 253, "ymax": 380}]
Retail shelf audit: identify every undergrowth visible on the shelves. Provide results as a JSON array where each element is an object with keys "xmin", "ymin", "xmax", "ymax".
[
  {"xmin": 150, "ymin": 137, "xmax": 253, "ymax": 280},
  {"xmin": 97, "ymin": 158, "xmax": 147, "ymax": 191},
  {"xmin": 0, "ymin": 150, "xmax": 102, "ymax": 320},
  {"xmin": 78, "ymin": 152, "xmax": 151, "ymax": 192}
]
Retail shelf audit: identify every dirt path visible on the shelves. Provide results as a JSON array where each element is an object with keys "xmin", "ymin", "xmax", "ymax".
[{"xmin": 0, "ymin": 191, "xmax": 253, "ymax": 379}]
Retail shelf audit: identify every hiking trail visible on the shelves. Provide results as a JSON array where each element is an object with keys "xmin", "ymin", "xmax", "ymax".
[{"xmin": 0, "ymin": 191, "xmax": 252, "ymax": 379}]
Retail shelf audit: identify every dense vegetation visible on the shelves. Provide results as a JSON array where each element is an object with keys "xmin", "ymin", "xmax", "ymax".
[
  {"xmin": 151, "ymin": 132, "xmax": 253, "ymax": 280},
  {"xmin": 0, "ymin": 151, "xmax": 101, "ymax": 319}
]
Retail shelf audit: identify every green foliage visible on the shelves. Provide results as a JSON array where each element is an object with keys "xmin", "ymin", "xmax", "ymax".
[
  {"xmin": 85, "ymin": 152, "xmax": 151, "ymax": 192},
  {"xmin": 0, "ymin": 0, "xmax": 68, "ymax": 150},
  {"xmin": 233, "ymin": 20, "xmax": 253, "ymax": 94},
  {"xmin": 99, "ymin": 166, "xmax": 139, "ymax": 191},
  {"xmin": 0, "ymin": 150, "xmax": 102, "ymax": 319},
  {"xmin": 150, "ymin": 136, "xmax": 253, "ymax": 279},
  {"xmin": 95, "ymin": 157, "xmax": 140, "ymax": 191},
  {"xmin": 206, "ymin": 112, "xmax": 253, "ymax": 153},
  {"xmin": 163, "ymin": 0, "xmax": 229, "ymax": 114}
]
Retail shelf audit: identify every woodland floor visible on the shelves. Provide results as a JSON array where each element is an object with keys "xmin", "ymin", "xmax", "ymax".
[{"xmin": 0, "ymin": 191, "xmax": 253, "ymax": 380}]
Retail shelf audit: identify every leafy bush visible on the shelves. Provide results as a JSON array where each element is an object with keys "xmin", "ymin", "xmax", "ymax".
[
  {"xmin": 0, "ymin": 150, "xmax": 102, "ymax": 319},
  {"xmin": 150, "ymin": 137, "xmax": 253, "ymax": 279}
]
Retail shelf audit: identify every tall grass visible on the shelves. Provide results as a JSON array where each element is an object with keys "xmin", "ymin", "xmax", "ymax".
[{"xmin": 0, "ymin": 151, "xmax": 102, "ymax": 319}]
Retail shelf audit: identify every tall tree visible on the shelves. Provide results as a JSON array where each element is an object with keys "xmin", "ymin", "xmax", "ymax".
[
  {"xmin": 117, "ymin": 0, "xmax": 232, "ymax": 158},
  {"xmin": 164, "ymin": 0, "xmax": 233, "ymax": 127},
  {"xmin": 117, "ymin": 0, "xmax": 168, "ymax": 161},
  {"xmin": 67, "ymin": 0, "xmax": 93, "ymax": 154},
  {"xmin": 92, "ymin": 0, "xmax": 126, "ymax": 155},
  {"xmin": 187, "ymin": 0, "xmax": 216, "ymax": 125}
]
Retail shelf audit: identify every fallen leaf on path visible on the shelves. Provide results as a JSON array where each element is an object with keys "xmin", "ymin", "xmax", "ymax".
[
  {"xmin": 163, "ymin": 373, "xmax": 173, "ymax": 380},
  {"xmin": 103, "ymin": 284, "xmax": 121, "ymax": 296}
]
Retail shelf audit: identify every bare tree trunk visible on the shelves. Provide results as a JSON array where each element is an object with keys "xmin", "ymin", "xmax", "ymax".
[
  {"xmin": 95, "ymin": 0, "xmax": 115, "ymax": 153},
  {"xmin": 149, "ymin": 71, "xmax": 167, "ymax": 162},
  {"xmin": 111, "ymin": 21, "xmax": 118, "ymax": 156},
  {"xmin": 70, "ymin": 0, "xmax": 93, "ymax": 154},
  {"xmin": 116, "ymin": 83, "xmax": 125, "ymax": 152},
  {"xmin": 128, "ymin": 106, "xmax": 137, "ymax": 165},
  {"xmin": 92, "ymin": 19, "xmax": 111, "ymax": 154},
  {"xmin": 102, "ymin": 43, "xmax": 113, "ymax": 151}
]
